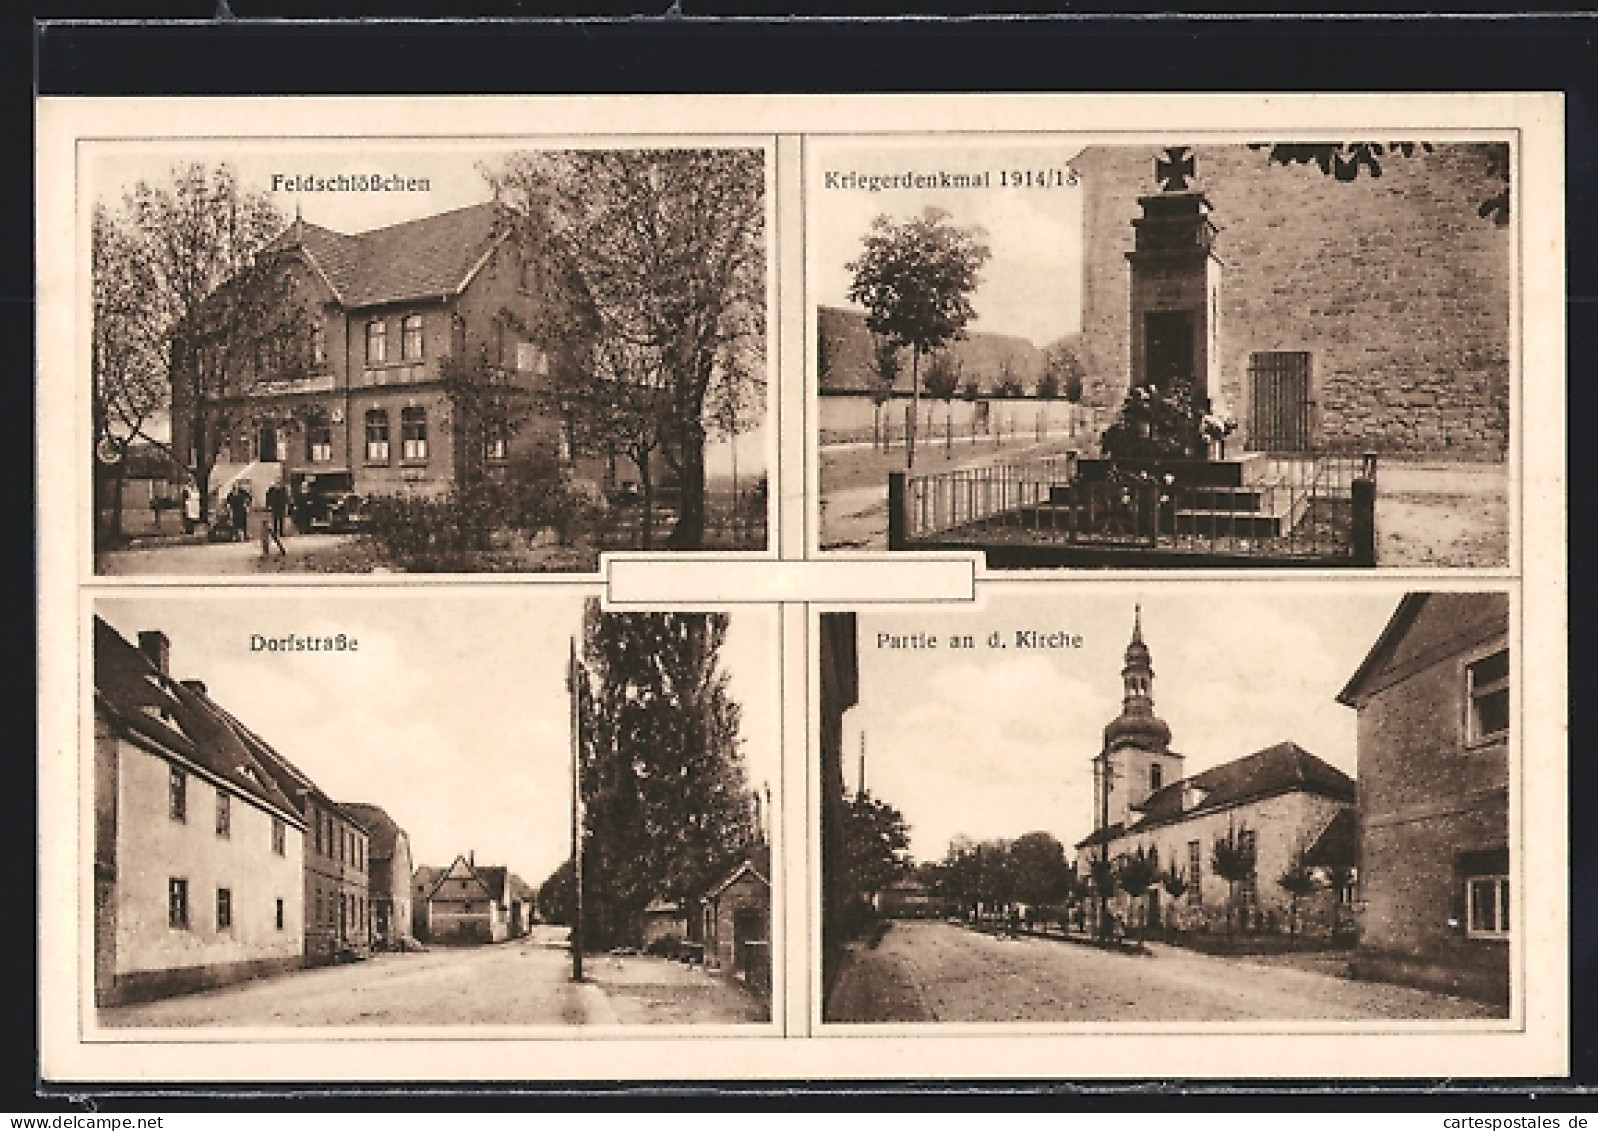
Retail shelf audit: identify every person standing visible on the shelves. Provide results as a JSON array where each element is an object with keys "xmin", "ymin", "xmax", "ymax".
[
  {"xmin": 227, "ymin": 484, "xmax": 249, "ymax": 543},
  {"xmin": 263, "ymin": 481, "xmax": 287, "ymax": 557},
  {"xmin": 181, "ymin": 478, "xmax": 201, "ymax": 535}
]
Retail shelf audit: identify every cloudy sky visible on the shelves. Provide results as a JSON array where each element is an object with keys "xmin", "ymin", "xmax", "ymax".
[
  {"xmin": 96, "ymin": 593, "xmax": 779, "ymax": 890},
  {"xmin": 808, "ymin": 136, "xmax": 1090, "ymax": 348},
  {"xmin": 843, "ymin": 587, "xmax": 1406, "ymax": 863}
]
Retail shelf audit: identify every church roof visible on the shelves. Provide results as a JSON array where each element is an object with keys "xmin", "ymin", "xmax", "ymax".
[
  {"xmin": 274, "ymin": 202, "xmax": 507, "ymax": 310},
  {"xmin": 1125, "ymin": 741, "xmax": 1355, "ymax": 834}
]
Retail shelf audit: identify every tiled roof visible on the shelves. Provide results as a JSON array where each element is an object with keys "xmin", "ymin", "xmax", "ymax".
[
  {"xmin": 472, "ymin": 865, "xmax": 509, "ymax": 903},
  {"xmin": 412, "ymin": 865, "xmax": 445, "ymax": 894},
  {"xmin": 508, "ymin": 873, "xmax": 536, "ymax": 902},
  {"xmin": 1128, "ymin": 741, "xmax": 1355, "ymax": 834},
  {"xmin": 342, "ymin": 802, "xmax": 405, "ymax": 859},
  {"xmin": 276, "ymin": 202, "xmax": 506, "ymax": 309},
  {"xmin": 94, "ymin": 617, "xmax": 303, "ymax": 825}
]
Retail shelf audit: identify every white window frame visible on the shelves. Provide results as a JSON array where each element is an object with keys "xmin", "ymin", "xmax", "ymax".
[
  {"xmin": 402, "ymin": 314, "xmax": 424, "ymax": 361},
  {"xmin": 1464, "ymin": 645, "xmax": 1510, "ymax": 746},
  {"xmin": 1465, "ymin": 874, "xmax": 1510, "ymax": 939},
  {"xmin": 401, "ymin": 407, "xmax": 429, "ymax": 463},
  {"xmin": 364, "ymin": 410, "xmax": 391, "ymax": 464},
  {"xmin": 366, "ymin": 320, "xmax": 387, "ymax": 364}
]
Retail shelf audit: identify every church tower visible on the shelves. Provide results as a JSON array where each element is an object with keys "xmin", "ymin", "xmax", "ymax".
[{"xmin": 1095, "ymin": 606, "xmax": 1186, "ymax": 831}]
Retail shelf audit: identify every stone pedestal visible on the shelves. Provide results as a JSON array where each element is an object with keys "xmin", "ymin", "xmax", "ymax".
[{"xmin": 1126, "ymin": 187, "xmax": 1224, "ymax": 413}]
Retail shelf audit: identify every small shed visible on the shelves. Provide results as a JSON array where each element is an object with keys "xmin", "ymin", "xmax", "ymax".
[{"xmin": 701, "ymin": 857, "xmax": 771, "ymax": 989}]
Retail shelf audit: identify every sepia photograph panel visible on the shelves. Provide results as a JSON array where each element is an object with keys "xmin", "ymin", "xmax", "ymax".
[
  {"xmin": 88, "ymin": 593, "xmax": 779, "ymax": 1030},
  {"xmin": 818, "ymin": 590, "xmax": 1514, "ymax": 1026},
  {"xmin": 811, "ymin": 136, "xmax": 1511, "ymax": 569},
  {"xmin": 88, "ymin": 140, "xmax": 771, "ymax": 578}
]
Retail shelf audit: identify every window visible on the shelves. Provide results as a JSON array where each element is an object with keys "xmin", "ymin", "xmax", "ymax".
[
  {"xmin": 1467, "ymin": 648, "xmax": 1510, "ymax": 744},
  {"xmin": 364, "ymin": 410, "xmax": 390, "ymax": 464},
  {"xmin": 1187, "ymin": 840, "xmax": 1202, "ymax": 906},
  {"xmin": 169, "ymin": 767, "xmax": 187, "ymax": 823},
  {"xmin": 313, "ymin": 811, "xmax": 322, "ymax": 855},
  {"xmin": 1466, "ymin": 875, "xmax": 1510, "ymax": 938},
  {"xmin": 314, "ymin": 888, "xmax": 323, "ymax": 925},
  {"xmin": 1150, "ymin": 764, "xmax": 1163, "ymax": 792},
  {"xmin": 306, "ymin": 418, "xmax": 333, "ymax": 463},
  {"xmin": 216, "ymin": 888, "xmax": 233, "ymax": 931},
  {"xmin": 215, "ymin": 791, "xmax": 231, "ymax": 838},
  {"xmin": 169, "ymin": 878, "xmax": 189, "ymax": 929},
  {"xmin": 366, "ymin": 320, "xmax": 387, "ymax": 364},
  {"xmin": 272, "ymin": 818, "xmax": 286, "ymax": 856},
  {"xmin": 402, "ymin": 314, "xmax": 424, "ymax": 361},
  {"xmin": 484, "ymin": 424, "xmax": 508, "ymax": 462},
  {"xmin": 311, "ymin": 324, "xmax": 327, "ymax": 367},
  {"xmin": 516, "ymin": 342, "xmax": 549, "ymax": 375},
  {"xmin": 276, "ymin": 898, "xmax": 285, "ymax": 931},
  {"xmin": 400, "ymin": 407, "xmax": 428, "ymax": 462}
]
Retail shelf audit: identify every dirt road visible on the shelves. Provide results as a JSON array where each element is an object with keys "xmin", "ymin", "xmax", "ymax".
[
  {"xmin": 99, "ymin": 929, "xmax": 768, "ymax": 1028},
  {"xmin": 825, "ymin": 920, "xmax": 1501, "ymax": 1024}
]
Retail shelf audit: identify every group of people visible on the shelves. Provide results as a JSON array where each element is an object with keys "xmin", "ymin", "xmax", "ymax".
[{"xmin": 182, "ymin": 478, "xmax": 294, "ymax": 557}]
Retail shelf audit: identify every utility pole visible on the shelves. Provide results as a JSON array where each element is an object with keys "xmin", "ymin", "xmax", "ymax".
[
  {"xmin": 568, "ymin": 636, "xmax": 584, "ymax": 982},
  {"xmin": 1096, "ymin": 751, "xmax": 1116, "ymax": 941}
]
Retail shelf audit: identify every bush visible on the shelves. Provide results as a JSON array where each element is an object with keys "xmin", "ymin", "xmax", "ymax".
[
  {"xmin": 1100, "ymin": 382, "xmax": 1203, "ymax": 461},
  {"xmin": 360, "ymin": 489, "xmax": 499, "ymax": 571},
  {"xmin": 645, "ymin": 934, "xmax": 684, "ymax": 960}
]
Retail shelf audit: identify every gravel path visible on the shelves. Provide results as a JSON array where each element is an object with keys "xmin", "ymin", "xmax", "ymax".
[{"xmin": 827, "ymin": 921, "xmax": 1501, "ymax": 1024}]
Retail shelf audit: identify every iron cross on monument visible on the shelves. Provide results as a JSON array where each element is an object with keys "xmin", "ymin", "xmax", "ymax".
[{"xmin": 1156, "ymin": 146, "xmax": 1196, "ymax": 192}]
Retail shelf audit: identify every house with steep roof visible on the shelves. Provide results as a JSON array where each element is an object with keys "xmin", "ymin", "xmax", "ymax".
[
  {"xmin": 1075, "ymin": 609, "xmax": 1358, "ymax": 935},
  {"xmin": 171, "ymin": 201, "xmax": 582, "ymax": 513},
  {"xmin": 1337, "ymin": 592, "xmax": 1510, "ymax": 1008},
  {"xmin": 341, "ymin": 803, "xmax": 414, "ymax": 948},
  {"xmin": 226, "ymin": 711, "xmax": 372, "ymax": 965},
  {"xmin": 93, "ymin": 618, "xmax": 307, "ymax": 1005},
  {"xmin": 701, "ymin": 844, "xmax": 771, "ymax": 991},
  {"xmin": 410, "ymin": 865, "xmax": 445, "ymax": 941},
  {"xmin": 418, "ymin": 854, "xmax": 530, "ymax": 944}
]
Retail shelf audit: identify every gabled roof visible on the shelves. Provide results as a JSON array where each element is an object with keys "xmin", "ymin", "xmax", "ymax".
[
  {"xmin": 473, "ymin": 865, "xmax": 509, "ymax": 903},
  {"xmin": 1128, "ymin": 741, "xmax": 1355, "ymax": 834},
  {"xmin": 412, "ymin": 865, "xmax": 445, "ymax": 894},
  {"xmin": 342, "ymin": 802, "xmax": 407, "ymax": 859},
  {"xmin": 94, "ymin": 617, "xmax": 304, "ymax": 827},
  {"xmin": 704, "ymin": 850, "xmax": 772, "ymax": 902},
  {"xmin": 1336, "ymin": 594, "xmax": 1430, "ymax": 708},
  {"xmin": 1075, "ymin": 822, "xmax": 1126, "ymax": 851},
  {"xmin": 508, "ymin": 873, "xmax": 536, "ymax": 902},
  {"xmin": 274, "ymin": 203, "xmax": 506, "ymax": 310}
]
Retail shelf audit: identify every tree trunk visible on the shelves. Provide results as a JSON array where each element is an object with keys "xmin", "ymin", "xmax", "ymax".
[
  {"xmin": 668, "ymin": 415, "xmax": 707, "ymax": 549},
  {"xmin": 907, "ymin": 350, "xmax": 920, "ymax": 470},
  {"xmin": 637, "ymin": 452, "xmax": 655, "ymax": 551}
]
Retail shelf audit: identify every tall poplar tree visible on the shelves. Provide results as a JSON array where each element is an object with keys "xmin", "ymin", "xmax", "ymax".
[{"xmin": 575, "ymin": 601, "xmax": 758, "ymax": 949}]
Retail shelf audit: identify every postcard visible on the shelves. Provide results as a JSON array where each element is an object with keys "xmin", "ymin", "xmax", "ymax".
[{"xmin": 37, "ymin": 93, "xmax": 1566, "ymax": 1082}]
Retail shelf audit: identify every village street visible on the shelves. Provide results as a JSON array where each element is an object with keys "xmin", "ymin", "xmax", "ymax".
[
  {"xmin": 95, "ymin": 532, "xmax": 360, "ymax": 576},
  {"xmin": 826, "ymin": 921, "xmax": 1501, "ymax": 1024},
  {"xmin": 99, "ymin": 927, "xmax": 770, "ymax": 1028}
]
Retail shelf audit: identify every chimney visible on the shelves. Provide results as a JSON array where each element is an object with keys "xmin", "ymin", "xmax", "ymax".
[
  {"xmin": 180, "ymin": 678, "xmax": 208, "ymax": 697},
  {"xmin": 137, "ymin": 631, "xmax": 171, "ymax": 676},
  {"xmin": 468, "ymin": 849, "xmax": 474, "ymax": 868}
]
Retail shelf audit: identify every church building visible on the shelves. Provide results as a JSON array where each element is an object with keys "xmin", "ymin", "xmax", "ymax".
[{"xmin": 1075, "ymin": 609, "xmax": 1357, "ymax": 935}]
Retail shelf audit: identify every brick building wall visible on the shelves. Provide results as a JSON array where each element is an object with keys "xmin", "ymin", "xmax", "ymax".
[
  {"xmin": 1074, "ymin": 144, "xmax": 1511, "ymax": 457},
  {"xmin": 1348, "ymin": 593, "xmax": 1510, "ymax": 1004}
]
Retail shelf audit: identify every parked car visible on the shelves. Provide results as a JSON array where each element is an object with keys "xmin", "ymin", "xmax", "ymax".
[{"xmin": 290, "ymin": 471, "xmax": 366, "ymax": 533}]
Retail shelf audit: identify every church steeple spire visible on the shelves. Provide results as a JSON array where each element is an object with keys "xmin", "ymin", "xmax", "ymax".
[{"xmin": 1104, "ymin": 605, "xmax": 1171, "ymax": 753}]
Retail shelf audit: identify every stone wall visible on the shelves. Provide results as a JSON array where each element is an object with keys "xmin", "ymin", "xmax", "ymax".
[
  {"xmin": 1354, "ymin": 593, "xmax": 1509, "ymax": 999},
  {"xmin": 1074, "ymin": 144, "xmax": 1511, "ymax": 457}
]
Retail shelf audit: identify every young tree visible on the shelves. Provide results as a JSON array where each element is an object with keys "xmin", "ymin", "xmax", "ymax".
[
  {"xmin": 1115, "ymin": 846, "xmax": 1161, "ymax": 939},
  {"xmin": 1045, "ymin": 342, "xmax": 1086, "ymax": 404},
  {"xmin": 1277, "ymin": 845, "xmax": 1318, "ymax": 945},
  {"xmin": 575, "ymin": 601, "xmax": 758, "ymax": 949},
  {"xmin": 488, "ymin": 149, "xmax": 767, "ymax": 550},
  {"xmin": 1160, "ymin": 863, "xmax": 1189, "ymax": 918},
  {"xmin": 846, "ymin": 207, "xmax": 990, "ymax": 469},
  {"xmin": 1210, "ymin": 821, "xmax": 1258, "ymax": 937},
  {"xmin": 705, "ymin": 341, "xmax": 766, "ymax": 508},
  {"xmin": 922, "ymin": 350, "xmax": 962, "ymax": 439},
  {"xmin": 869, "ymin": 334, "xmax": 902, "ymax": 447}
]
